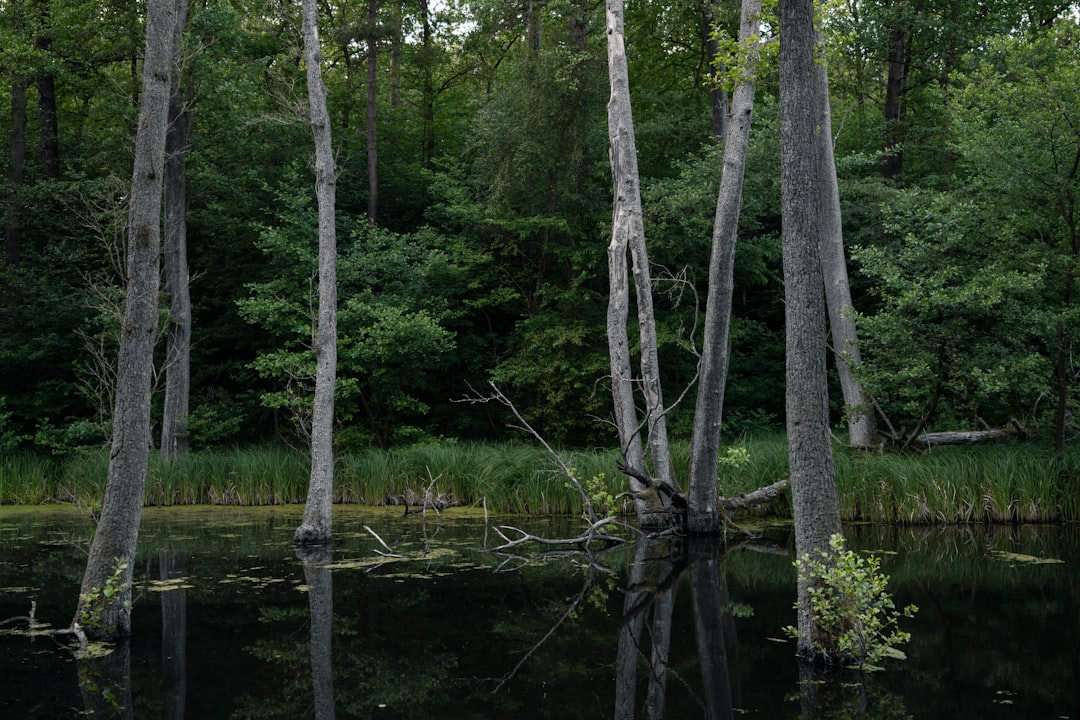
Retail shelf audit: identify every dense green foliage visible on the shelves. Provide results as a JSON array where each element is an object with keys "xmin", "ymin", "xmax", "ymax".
[{"xmin": 2, "ymin": 0, "xmax": 1079, "ymax": 459}]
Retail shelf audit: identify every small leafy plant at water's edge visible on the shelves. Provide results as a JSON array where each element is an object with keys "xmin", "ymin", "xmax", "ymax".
[
  {"xmin": 77, "ymin": 557, "xmax": 131, "ymax": 634},
  {"xmin": 784, "ymin": 534, "xmax": 918, "ymax": 669}
]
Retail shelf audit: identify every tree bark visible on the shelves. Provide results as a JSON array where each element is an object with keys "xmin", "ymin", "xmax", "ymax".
[
  {"xmin": 814, "ymin": 57, "xmax": 877, "ymax": 449},
  {"xmin": 161, "ymin": 0, "xmax": 191, "ymax": 460},
  {"xmin": 779, "ymin": 0, "xmax": 842, "ymax": 661},
  {"xmin": 366, "ymin": 0, "xmax": 379, "ymax": 222},
  {"xmin": 605, "ymin": 0, "xmax": 675, "ymax": 513},
  {"xmin": 295, "ymin": 0, "xmax": 338, "ymax": 546},
  {"xmin": 74, "ymin": 0, "xmax": 178, "ymax": 640},
  {"xmin": 686, "ymin": 0, "xmax": 762, "ymax": 534}
]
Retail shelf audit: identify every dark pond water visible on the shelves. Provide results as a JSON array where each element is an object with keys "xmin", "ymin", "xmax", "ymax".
[{"xmin": 0, "ymin": 506, "xmax": 1077, "ymax": 719}]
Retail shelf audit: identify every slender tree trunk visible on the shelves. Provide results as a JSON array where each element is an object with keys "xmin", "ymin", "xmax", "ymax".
[
  {"xmin": 686, "ymin": 0, "xmax": 761, "ymax": 534},
  {"xmin": 815, "ymin": 57, "xmax": 877, "ymax": 449},
  {"xmin": 882, "ymin": 19, "xmax": 907, "ymax": 181},
  {"xmin": 33, "ymin": 0, "xmax": 60, "ymax": 180},
  {"xmin": 605, "ymin": 0, "xmax": 674, "ymax": 526},
  {"xmin": 419, "ymin": 0, "xmax": 435, "ymax": 169},
  {"xmin": 779, "ymin": 0, "xmax": 842, "ymax": 661},
  {"xmin": 73, "ymin": 0, "xmax": 177, "ymax": 641},
  {"xmin": 5, "ymin": 77, "xmax": 28, "ymax": 268},
  {"xmin": 390, "ymin": 1, "xmax": 402, "ymax": 108},
  {"xmin": 36, "ymin": 70, "xmax": 59, "ymax": 179},
  {"xmin": 366, "ymin": 0, "xmax": 379, "ymax": 222},
  {"xmin": 702, "ymin": 2, "xmax": 728, "ymax": 142},
  {"xmin": 294, "ymin": 0, "xmax": 338, "ymax": 546},
  {"xmin": 161, "ymin": 0, "xmax": 191, "ymax": 459}
]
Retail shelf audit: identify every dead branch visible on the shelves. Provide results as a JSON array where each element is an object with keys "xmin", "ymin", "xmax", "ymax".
[
  {"xmin": 491, "ymin": 517, "xmax": 626, "ymax": 553},
  {"xmin": 720, "ymin": 479, "xmax": 789, "ymax": 512},
  {"xmin": 456, "ymin": 381, "xmax": 599, "ymax": 524}
]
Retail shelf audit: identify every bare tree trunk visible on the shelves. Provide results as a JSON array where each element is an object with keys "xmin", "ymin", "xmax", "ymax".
[
  {"xmin": 779, "ymin": 0, "xmax": 842, "ymax": 661},
  {"xmin": 605, "ymin": 0, "xmax": 674, "ymax": 508},
  {"xmin": 686, "ymin": 0, "xmax": 761, "ymax": 535},
  {"xmin": 74, "ymin": 0, "xmax": 177, "ymax": 640},
  {"xmin": 366, "ymin": 0, "xmax": 379, "ymax": 222},
  {"xmin": 294, "ymin": 0, "xmax": 338, "ymax": 546},
  {"xmin": 161, "ymin": 0, "xmax": 191, "ymax": 460},
  {"xmin": 815, "ymin": 59, "xmax": 877, "ymax": 449}
]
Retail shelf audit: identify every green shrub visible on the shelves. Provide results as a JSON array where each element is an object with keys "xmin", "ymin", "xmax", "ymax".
[{"xmin": 785, "ymin": 534, "xmax": 917, "ymax": 668}]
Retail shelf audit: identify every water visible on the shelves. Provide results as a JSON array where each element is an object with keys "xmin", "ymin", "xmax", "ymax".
[{"xmin": 0, "ymin": 506, "xmax": 1077, "ymax": 719}]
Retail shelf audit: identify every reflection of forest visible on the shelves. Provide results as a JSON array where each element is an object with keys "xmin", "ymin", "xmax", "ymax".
[{"xmin": 2, "ymin": 513, "xmax": 1078, "ymax": 718}]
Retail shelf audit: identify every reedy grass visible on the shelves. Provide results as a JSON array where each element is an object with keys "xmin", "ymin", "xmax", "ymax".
[{"xmin": 1, "ymin": 435, "xmax": 1077, "ymax": 523}]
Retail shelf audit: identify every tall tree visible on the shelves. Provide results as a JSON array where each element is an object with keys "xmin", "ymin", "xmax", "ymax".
[
  {"xmin": 605, "ymin": 0, "xmax": 673, "ymax": 527},
  {"xmin": 779, "ymin": 0, "xmax": 843, "ymax": 660},
  {"xmin": 816, "ymin": 55, "xmax": 877, "ymax": 449},
  {"xmin": 294, "ymin": 0, "xmax": 339, "ymax": 546},
  {"xmin": 161, "ymin": 0, "xmax": 191, "ymax": 459},
  {"xmin": 686, "ymin": 0, "xmax": 763, "ymax": 533},
  {"xmin": 73, "ymin": 0, "xmax": 178, "ymax": 640}
]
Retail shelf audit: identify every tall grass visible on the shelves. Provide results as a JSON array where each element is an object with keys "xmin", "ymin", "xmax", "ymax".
[{"xmin": 1, "ymin": 435, "xmax": 1077, "ymax": 523}]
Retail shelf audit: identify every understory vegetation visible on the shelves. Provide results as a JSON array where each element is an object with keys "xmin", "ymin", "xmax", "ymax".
[{"xmin": 2, "ymin": 436, "xmax": 1077, "ymax": 522}]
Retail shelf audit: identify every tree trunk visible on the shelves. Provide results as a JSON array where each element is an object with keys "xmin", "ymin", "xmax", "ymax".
[
  {"xmin": 419, "ymin": 0, "xmax": 435, "ymax": 169},
  {"xmin": 161, "ymin": 0, "xmax": 191, "ymax": 460},
  {"xmin": 605, "ymin": 0, "xmax": 673, "ymax": 526},
  {"xmin": 779, "ymin": 0, "xmax": 842, "ymax": 661},
  {"xmin": 814, "ymin": 57, "xmax": 877, "ymax": 449},
  {"xmin": 294, "ymin": 0, "xmax": 338, "ymax": 546},
  {"xmin": 686, "ymin": 0, "xmax": 761, "ymax": 534},
  {"xmin": 5, "ymin": 77, "xmax": 28, "ymax": 269},
  {"xmin": 366, "ymin": 0, "xmax": 379, "ymax": 222},
  {"xmin": 74, "ymin": 0, "xmax": 177, "ymax": 641},
  {"xmin": 882, "ymin": 20, "xmax": 907, "ymax": 181},
  {"xmin": 702, "ymin": 2, "xmax": 728, "ymax": 142},
  {"xmin": 33, "ymin": 0, "xmax": 60, "ymax": 182}
]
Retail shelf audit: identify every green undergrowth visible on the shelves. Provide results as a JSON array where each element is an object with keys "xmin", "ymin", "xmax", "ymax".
[{"xmin": 1, "ymin": 435, "xmax": 1078, "ymax": 522}]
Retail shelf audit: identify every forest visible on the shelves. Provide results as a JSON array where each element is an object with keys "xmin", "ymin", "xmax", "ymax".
[{"xmin": 2, "ymin": 0, "xmax": 1080, "ymax": 458}]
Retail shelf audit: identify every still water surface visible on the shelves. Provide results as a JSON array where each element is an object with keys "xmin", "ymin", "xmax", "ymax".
[{"xmin": 0, "ymin": 506, "xmax": 1077, "ymax": 719}]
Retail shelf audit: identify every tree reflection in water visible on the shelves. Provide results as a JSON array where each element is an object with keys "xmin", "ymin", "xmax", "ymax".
[{"xmin": 297, "ymin": 544, "xmax": 335, "ymax": 720}]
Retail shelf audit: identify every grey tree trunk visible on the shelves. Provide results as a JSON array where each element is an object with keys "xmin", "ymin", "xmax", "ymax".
[
  {"xmin": 686, "ymin": 0, "xmax": 762, "ymax": 534},
  {"xmin": 815, "ymin": 58, "xmax": 877, "ymax": 449},
  {"xmin": 366, "ymin": 0, "xmax": 378, "ymax": 222},
  {"xmin": 74, "ymin": 0, "xmax": 177, "ymax": 640},
  {"xmin": 161, "ymin": 0, "xmax": 191, "ymax": 460},
  {"xmin": 605, "ymin": 0, "xmax": 674, "ymax": 513},
  {"xmin": 294, "ymin": 0, "xmax": 338, "ymax": 546},
  {"xmin": 779, "ymin": 0, "xmax": 843, "ymax": 661}
]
